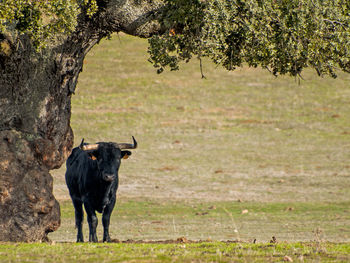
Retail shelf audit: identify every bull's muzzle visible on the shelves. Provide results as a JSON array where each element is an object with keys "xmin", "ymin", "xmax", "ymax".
[{"xmin": 102, "ymin": 174, "xmax": 116, "ymax": 182}]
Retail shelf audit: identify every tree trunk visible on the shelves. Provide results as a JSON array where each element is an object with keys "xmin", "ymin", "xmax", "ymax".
[{"xmin": 0, "ymin": 0, "xmax": 162, "ymax": 242}]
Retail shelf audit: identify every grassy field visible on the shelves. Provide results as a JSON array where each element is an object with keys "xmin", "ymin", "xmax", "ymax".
[
  {"xmin": 50, "ymin": 199, "xmax": 350, "ymax": 243},
  {"xmin": 1, "ymin": 241, "xmax": 350, "ymax": 262},
  {"xmin": 4, "ymin": 33, "xmax": 350, "ymax": 261},
  {"xmin": 53, "ymin": 34, "xmax": 350, "ymax": 204}
]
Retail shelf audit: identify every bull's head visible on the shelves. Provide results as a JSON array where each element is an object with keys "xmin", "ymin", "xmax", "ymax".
[{"xmin": 79, "ymin": 136, "xmax": 137, "ymax": 182}]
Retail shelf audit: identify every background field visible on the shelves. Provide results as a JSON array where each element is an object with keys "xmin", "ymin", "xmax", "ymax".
[{"xmin": 48, "ymin": 33, "xmax": 350, "ymax": 245}]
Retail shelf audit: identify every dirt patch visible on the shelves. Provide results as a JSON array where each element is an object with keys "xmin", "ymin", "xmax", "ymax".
[{"xmin": 155, "ymin": 166, "xmax": 178, "ymax": 172}]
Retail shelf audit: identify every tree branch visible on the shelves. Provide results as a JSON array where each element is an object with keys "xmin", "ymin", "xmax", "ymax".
[{"xmin": 103, "ymin": 0, "xmax": 165, "ymax": 37}]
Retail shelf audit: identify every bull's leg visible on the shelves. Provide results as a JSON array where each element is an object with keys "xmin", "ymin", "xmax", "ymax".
[
  {"xmin": 72, "ymin": 197, "xmax": 84, "ymax": 242},
  {"xmin": 83, "ymin": 202, "xmax": 98, "ymax": 242},
  {"xmin": 102, "ymin": 198, "xmax": 116, "ymax": 242}
]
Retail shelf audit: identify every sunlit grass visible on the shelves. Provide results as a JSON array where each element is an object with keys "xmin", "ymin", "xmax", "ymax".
[
  {"xmin": 49, "ymin": 200, "xmax": 350, "ymax": 243},
  {"xmin": 1, "ymin": 241, "xmax": 350, "ymax": 262}
]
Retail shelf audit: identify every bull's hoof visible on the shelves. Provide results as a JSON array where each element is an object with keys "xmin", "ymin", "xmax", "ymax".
[
  {"xmin": 103, "ymin": 237, "xmax": 111, "ymax": 243},
  {"xmin": 89, "ymin": 236, "xmax": 98, "ymax": 243}
]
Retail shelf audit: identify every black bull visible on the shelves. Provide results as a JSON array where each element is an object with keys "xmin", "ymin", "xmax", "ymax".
[{"xmin": 65, "ymin": 136, "xmax": 137, "ymax": 242}]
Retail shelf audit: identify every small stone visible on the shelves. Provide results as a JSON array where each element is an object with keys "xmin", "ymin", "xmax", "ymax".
[{"xmin": 284, "ymin": 255, "xmax": 293, "ymax": 262}]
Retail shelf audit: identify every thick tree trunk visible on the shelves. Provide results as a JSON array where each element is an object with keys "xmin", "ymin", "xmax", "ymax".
[
  {"xmin": 0, "ymin": 0, "xmax": 162, "ymax": 242},
  {"xmin": 0, "ymin": 34, "xmax": 73, "ymax": 241}
]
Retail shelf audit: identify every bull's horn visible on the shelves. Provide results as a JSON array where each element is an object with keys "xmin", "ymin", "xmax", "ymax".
[
  {"xmin": 117, "ymin": 136, "xmax": 137, "ymax": 149},
  {"xmin": 79, "ymin": 138, "xmax": 85, "ymax": 148},
  {"xmin": 82, "ymin": 144, "xmax": 99, "ymax": 151},
  {"xmin": 80, "ymin": 139, "xmax": 99, "ymax": 151}
]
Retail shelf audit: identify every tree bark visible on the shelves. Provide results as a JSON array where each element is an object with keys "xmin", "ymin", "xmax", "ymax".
[{"xmin": 0, "ymin": 0, "xmax": 163, "ymax": 242}]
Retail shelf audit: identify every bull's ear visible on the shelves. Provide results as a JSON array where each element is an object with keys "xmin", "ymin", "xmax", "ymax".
[
  {"xmin": 88, "ymin": 153, "xmax": 97, "ymax": 161},
  {"xmin": 121, "ymin": 150, "xmax": 132, "ymax": 159}
]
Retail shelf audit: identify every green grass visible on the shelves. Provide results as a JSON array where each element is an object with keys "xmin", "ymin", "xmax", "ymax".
[
  {"xmin": 49, "ymin": 200, "xmax": 350, "ymax": 243},
  {"xmin": 1, "ymin": 242, "xmax": 350, "ymax": 262}
]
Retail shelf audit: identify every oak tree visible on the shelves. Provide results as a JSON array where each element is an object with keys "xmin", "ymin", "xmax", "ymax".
[{"xmin": 0, "ymin": 0, "xmax": 349, "ymax": 241}]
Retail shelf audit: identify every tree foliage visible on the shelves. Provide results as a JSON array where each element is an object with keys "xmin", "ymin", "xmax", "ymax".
[
  {"xmin": 1, "ymin": 0, "xmax": 349, "ymax": 77},
  {"xmin": 0, "ymin": 0, "xmax": 97, "ymax": 48},
  {"xmin": 148, "ymin": 0, "xmax": 350, "ymax": 78}
]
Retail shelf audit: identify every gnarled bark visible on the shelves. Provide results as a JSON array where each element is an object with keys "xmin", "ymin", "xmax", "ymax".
[{"xmin": 0, "ymin": 0, "xmax": 163, "ymax": 242}]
